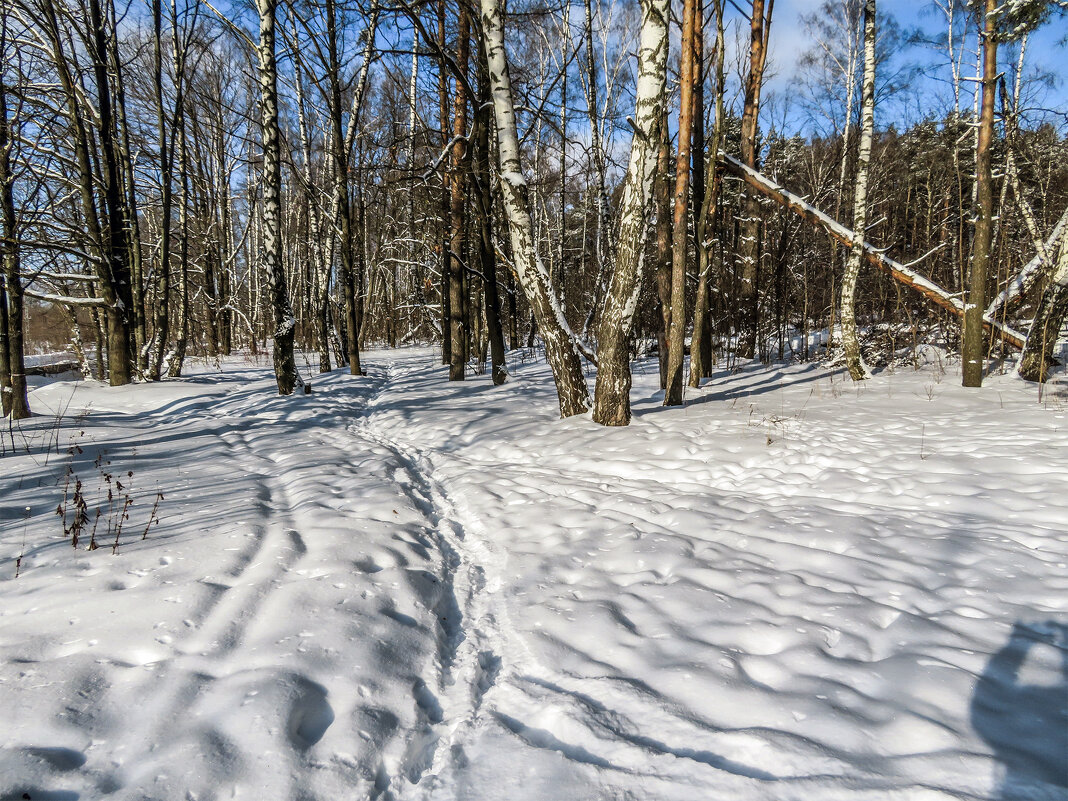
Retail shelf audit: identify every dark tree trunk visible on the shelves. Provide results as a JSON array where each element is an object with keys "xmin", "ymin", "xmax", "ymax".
[
  {"xmin": 448, "ymin": 4, "xmax": 471, "ymax": 380},
  {"xmin": 0, "ymin": 62, "xmax": 29, "ymax": 418},
  {"xmin": 736, "ymin": 0, "xmax": 772, "ymax": 359},
  {"xmin": 655, "ymin": 114, "xmax": 673, "ymax": 390},
  {"xmin": 962, "ymin": 0, "xmax": 996, "ymax": 388},
  {"xmin": 257, "ymin": 0, "xmax": 297, "ymax": 394},
  {"xmin": 663, "ymin": 0, "xmax": 697, "ymax": 406},
  {"xmin": 475, "ymin": 39, "xmax": 507, "ymax": 385}
]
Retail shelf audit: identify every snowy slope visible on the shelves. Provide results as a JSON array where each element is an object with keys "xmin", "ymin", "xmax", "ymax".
[{"xmin": 1, "ymin": 350, "xmax": 1066, "ymax": 801}]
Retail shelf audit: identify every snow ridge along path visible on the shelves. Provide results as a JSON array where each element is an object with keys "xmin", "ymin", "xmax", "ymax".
[{"xmin": 3, "ymin": 348, "xmax": 1067, "ymax": 801}]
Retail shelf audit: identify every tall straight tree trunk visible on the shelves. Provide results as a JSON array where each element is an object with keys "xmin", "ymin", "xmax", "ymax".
[
  {"xmin": 167, "ymin": 117, "xmax": 190, "ymax": 377},
  {"xmin": 0, "ymin": 274, "xmax": 9, "ymax": 417},
  {"xmin": 0, "ymin": 64, "xmax": 29, "ymax": 418},
  {"xmin": 402, "ymin": 39, "xmax": 419, "ymax": 344},
  {"xmin": 580, "ymin": 0, "xmax": 611, "ymax": 340},
  {"xmin": 480, "ymin": 0, "xmax": 590, "ymax": 417},
  {"xmin": 840, "ymin": 0, "xmax": 875, "ymax": 381},
  {"xmin": 217, "ymin": 133, "xmax": 234, "ymax": 356},
  {"xmin": 558, "ymin": 0, "xmax": 570, "ymax": 317},
  {"xmin": 106, "ymin": 9, "xmax": 145, "ymax": 375},
  {"xmin": 689, "ymin": 0, "xmax": 725, "ymax": 387},
  {"xmin": 148, "ymin": 0, "xmax": 173, "ymax": 380},
  {"xmin": 326, "ymin": 0, "xmax": 360, "ymax": 375},
  {"xmin": 438, "ymin": 0, "xmax": 451, "ymax": 365},
  {"xmin": 655, "ymin": 112, "xmax": 672, "ymax": 389},
  {"xmin": 291, "ymin": 29, "xmax": 330, "ymax": 372},
  {"xmin": 475, "ymin": 38, "xmax": 507, "ymax": 385},
  {"xmin": 663, "ymin": 0, "xmax": 698, "ymax": 406},
  {"xmin": 590, "ymin": 0, "xmax": 669, "ymax": 425},
  {"xmin": 256, "ymin": 0, "xmax": 296, "ymax": 394},
  {"xmin": 39, "ymin": 0, "xmax": 114, "ymax": 376},
  {"xmin": 448, "ymin": 4, "xmax": 471, "ymax": 380},
  {"xmin": 736, "ymin": 0, "xmax": 772, "ymax": 359},
  {"xmin": 87, "ymin": 0, "xmax": 133, "ymax": 385},
  {"xmin": 962, "ymin": 0, "xmax": 996, "ymax": 388}
]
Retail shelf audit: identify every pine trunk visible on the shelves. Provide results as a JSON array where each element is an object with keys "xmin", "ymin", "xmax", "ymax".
[
  {"xmin": 962, "ymin": 0, "xmax": 997, "ymax": 388},
  {"xmin": 736, "ymin": 0, "xmax": 771, "ymax": 359},
  {"xmin": 663, "ymin": 0, "xmax": 698, "ymax": 406},
  {"xmin": 689, "ymin": 0, "xmax": 726, "ymax": 387},
  {"xmin": 449, "ymin": 6, "xmax": 471, "ymax": 380}
]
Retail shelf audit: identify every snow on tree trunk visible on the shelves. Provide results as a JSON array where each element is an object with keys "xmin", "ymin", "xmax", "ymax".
[
  {"xmin": 962, "ymin": 0, "xmax": 998, "ymax": 388},
  {"xmin": 840, "ymin": 0, "xmax": 876, "ymax": 381},
  {"xmin": 591, "ymin": 0, "xmax": 669, "ymax": 425},
  {"xmin": 474, "ymin": 38, "xmax": 508, "ymax": 386},
  {"xmin": 986, "ymin": 205, "xmax": 1068, "ymax": 319},
  {"xmin": 480, "ymin": 0, "xmax": 590, "ymax": 418},
  {"xmin": 1019, "ymin": 231, "xmax": 1068, "ymax": 383},
  {"xmin": 718, "ymin": 154, "xmax": 1027, "ymax": 348},
  {"xmin": 257, "ymin": 0, "xmax": 297, "ymax": 395}
]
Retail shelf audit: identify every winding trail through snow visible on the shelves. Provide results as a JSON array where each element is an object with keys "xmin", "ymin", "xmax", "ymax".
[{"xmin": 3, "ymin": 350, "xmax": 1067, "ymax": 801}]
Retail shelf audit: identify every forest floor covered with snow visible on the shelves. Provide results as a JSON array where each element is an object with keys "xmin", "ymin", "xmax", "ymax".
[{"xmin": 1, "ymin": 348, "xmax": 1066, "ymax": 801}]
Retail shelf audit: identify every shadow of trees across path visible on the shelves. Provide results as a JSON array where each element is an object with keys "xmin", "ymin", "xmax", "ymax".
[{"xmin": 971, "ymin": 620, "xmax": 1068, "ymax": 799}]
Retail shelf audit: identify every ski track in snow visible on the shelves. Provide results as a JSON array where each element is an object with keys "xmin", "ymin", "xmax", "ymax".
[{"xmin": 2, "ymin": 349, "xmax": 1067, "ymax": 800}]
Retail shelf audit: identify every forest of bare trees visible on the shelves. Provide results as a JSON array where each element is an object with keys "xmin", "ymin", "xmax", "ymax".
[{"xmin": 1, "ymin": 0, "xmax": 1066, "ymax": 423}]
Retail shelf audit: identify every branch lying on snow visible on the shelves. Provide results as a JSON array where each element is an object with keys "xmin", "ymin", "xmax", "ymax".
[
  {"xmin": 718, "ymin": 152, "xmax": 1028, "ymax": 350},
  {"xmin": 24, "ymin": 288, "xmax": 109, "ymax": 307}
]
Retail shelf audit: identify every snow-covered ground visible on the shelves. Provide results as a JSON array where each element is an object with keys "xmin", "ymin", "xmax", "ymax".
[{"xmin": 2, "ymin": 349, "xmax": 1066, "ymax": 801}]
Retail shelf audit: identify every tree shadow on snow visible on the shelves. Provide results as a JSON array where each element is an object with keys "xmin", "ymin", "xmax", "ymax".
[
  {"xmin": 970, "ymin": 620, "xmax": 1068, "ymax": 799},
  {"xmin": 633, "ymin": 362, "xmax": 836, "ymax": 417}
]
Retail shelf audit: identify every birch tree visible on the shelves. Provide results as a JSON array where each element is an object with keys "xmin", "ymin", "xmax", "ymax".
[
  {"xmin": 480, "ymin": 0, "xmax": 590, "ymax": 417},
  {"xmin": 1018, "ymin": 231, "xmax": 1068, "ymax": 383},
  {"xmin": 840, "ymin": 0, "xmax": 876, "ymax": 381},
  {"xmin": 256, "ymin": 0, "xmax": 297, "ymax": 394},
  {"xmin": 591, "ymin": 0, "xmax": 669, "ymax": 425}
]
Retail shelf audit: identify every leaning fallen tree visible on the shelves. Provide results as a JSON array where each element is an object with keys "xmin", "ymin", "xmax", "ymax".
[
  {"xmin": 1018, "ymin": 231, "xmax": 1068, "ymax": 383},
  {"xmin": 718, "ymin": 153, "xmax": 1028, "ymax": 350}
]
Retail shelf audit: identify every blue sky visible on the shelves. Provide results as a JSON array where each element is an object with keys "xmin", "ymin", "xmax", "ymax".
[{"xmin": 759, "ymin": 0, "xmax": 1068, "ymax": 134}]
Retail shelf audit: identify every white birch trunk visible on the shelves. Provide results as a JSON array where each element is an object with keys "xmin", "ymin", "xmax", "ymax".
[
  {"xmin": 590, "ymin": 0, "xmax": 669, "ymax": 425},
  {"xmin": 840, "ymin": 0, "xmax": 875, "ymax": 381},
  {"xmin": 256, "ymin": 0, "xmax": 297, "ymax": 394},
  {"xmin": 480, "ymin": 0, "xmax": 591, "ymax": 417}
]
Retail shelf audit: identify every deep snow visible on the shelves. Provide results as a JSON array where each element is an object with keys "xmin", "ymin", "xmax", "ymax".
[{"xmin": 1, "ymin": 349, "xmax": 1066, "ymax": 801}]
